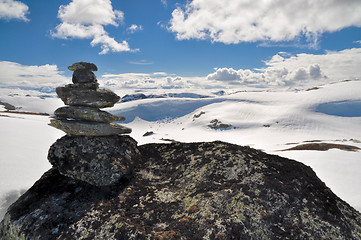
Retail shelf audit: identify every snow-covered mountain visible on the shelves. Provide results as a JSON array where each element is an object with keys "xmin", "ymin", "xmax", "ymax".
[{"xmin": 0, "ymin": 80, "xmax": 361, "ymax": 220}]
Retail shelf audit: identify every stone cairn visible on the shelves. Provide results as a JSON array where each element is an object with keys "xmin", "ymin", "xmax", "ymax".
[{"xmin": 47, "ymin": 62, "xmax": 139, "ymax": 186}]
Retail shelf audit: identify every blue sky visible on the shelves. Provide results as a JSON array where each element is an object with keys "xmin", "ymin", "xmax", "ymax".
[{"xmin": 1, "ymin": 0, "xmax": 361, "ymax": 90}]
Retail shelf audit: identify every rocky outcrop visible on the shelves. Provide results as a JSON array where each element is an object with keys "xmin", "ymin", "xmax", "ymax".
[
  {"xmin": 208, "ymin": 119, "xmax": 233, "ymax": 130},
  {"xmin": 0, "ymin": 101, "xmax": 16, "ymax": 111},
  {"xmin": 1, "ymin": 141, "xmax": 361, "ymax": 239}
]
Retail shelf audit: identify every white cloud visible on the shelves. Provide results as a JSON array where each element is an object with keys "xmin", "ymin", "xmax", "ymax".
[
  {"xmin": 100, "ymin": 72, "xmax": 206, "ymax": 89},
  {"xmin": 129, "ymin": 60, "xmax": 153, "ymax": 65},
  {"xmin": 160, "ymin": 0, "xmax": 167, "ymax": 7},
  {"xmin": 207, "ymin": 68, "xmax": 240, "ymax": 81},
  {"xmin": 100, "ymin": 47, "xmax": 361, "ymax": 90},
  {"xmin": 169, "ymin": 0, "xmax": 361, "ymax": 46},
  {"xmin": 57, "ymin": 0, "xmax": 123, "ymax": 26},
  {"xmin": 0, "ymin": 0, "xmax": 29, "ymax": 21},
  {"xmin": 0, "ymin": 61, "xmax": 68, "ymax": 89},
  {"xmin": 127, "ymin": 24, "xmax": 143, "ymax": 33},
  {"xmin": 206, "ymin": 48, "xmax": 361, "ymax": 88},
  {"xmin": 51, "ymin": 0, "xmax": 136, "ymax": 54}
]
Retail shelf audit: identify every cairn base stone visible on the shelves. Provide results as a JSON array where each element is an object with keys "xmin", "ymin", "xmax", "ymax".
[
  {"xmin": 48, "ymin": 135, "xmax": 139, "ymax": 186},
  {"xmin": 49, "ymin": 119, "xmax": 131, "ymax": 136},
  {"xmin": 56, "ymin": 86, "xmax": 120, "ymax": 108},
  {"xmin": 54, "ymin": 106, "xmax": 125, "ymax": 123}
]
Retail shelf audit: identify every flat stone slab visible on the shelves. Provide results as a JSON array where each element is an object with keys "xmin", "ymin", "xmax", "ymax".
[
  {"xmin": 47, "ymin": 135, "xmax": 138, "ymax": 186},
  {"xmin": 68, "ymin": 62, "xmax": 97, "ymax": 71},
  {"xmin": 56, "ymin": 86, "xmax": 120, "ymax": 108},
  {"xmin": 65, "ymin": 82, "xmax": 99, "ymax": 90},
  {"xmin": 49, "ymin": 119, "xmax": 131, "ymax": 136},
  {"xmin": 54, "ymin": 106, "xmax": 125, "ymax": 123}
]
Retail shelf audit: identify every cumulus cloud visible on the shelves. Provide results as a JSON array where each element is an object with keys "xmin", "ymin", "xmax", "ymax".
[
  {"xmin": 207, "ymin": 68, "xmax": 239, "ymax": 81},
  {"xmin": 169, "ymin": 0, "xmax": 361, "ymax": 46},
  {"xmin": 100, "ymin": 72, "xmax": 208, "ymax": 89},
  {"xmin": 0, "ymin": 0, "xmax": 29, "ymax": 21},
  {"xmin": 99, "ymin": 47, "xmax": 361, "ymax": 90},
  {"xmin": 51, "ymin": 0, "xmax": 136, "ymax": 54},
  {"xmin": 127, "ymin": 24, "xmax": 143, "ymax": 33},
  {"xmin": 206, "ymin": 48, "xmax": 361, "ymax": 88},
  {"xmin": 0, "ymin": 61, "xmax": 68, "ymax": 89}
]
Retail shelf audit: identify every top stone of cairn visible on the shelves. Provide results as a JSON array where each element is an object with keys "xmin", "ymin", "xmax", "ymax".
[{"xmin": 68, "ymin": 62, "xmax": 98, "ymax": 72}]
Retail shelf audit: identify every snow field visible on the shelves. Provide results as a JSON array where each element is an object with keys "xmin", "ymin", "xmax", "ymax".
[{"xmin": 0, "ymin": 80, "xmax": 360, "ymax": 220}]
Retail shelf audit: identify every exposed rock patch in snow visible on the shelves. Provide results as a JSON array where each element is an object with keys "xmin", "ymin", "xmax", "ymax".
[{"xmin": 280, "ymin": 143, "xmax": 360, "ymax": 152}]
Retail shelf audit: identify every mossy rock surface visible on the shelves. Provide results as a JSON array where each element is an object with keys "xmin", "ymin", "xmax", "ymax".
[
  {"xmin": 47, "ymin": 135, "xmax": 138, "ymax": 186},
  {"xmin": 1, "ymin": 141, "xmax": 361, "ymax": 239},
  {"xmin": 54, "ymin": 106, "xmax": 125, "ymax": 123},
  {"xmin": 49, "ymin": 119, "xmax": 131, "ymax": 136}
]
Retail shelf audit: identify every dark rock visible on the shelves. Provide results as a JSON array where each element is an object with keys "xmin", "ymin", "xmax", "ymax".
[
  {"xmin": 56, "ymin": 86, "xmax": 120, "ymax": 108},
  {"xmin": 0, "ymin": 168, "xmax": 129, "ymax": 240},
  {"xmin": 65, "ymin": 82, "xmax": 99, "ymax": 90},
  {"xmin": 208, "ymin": 119, "xmax": 233, "ymax": 130},
  {"xmin": 193, "ymin": 111, "xmax": 205, "ymax": 119},
  {"xmin": 121, "ymin": 93, "xmax": 148, "ymax": 102},
  {"xmin": 72, "ymin": 69, "xmax": 97, "ymax": 84},
  {"xmin": 54, "ymin": 106, "xmax": 125, "ymax": 123},
  {"xmin": 68, "ymin": 62, "xmax": 97, "ymax": 72},
  {"xmin": 0, "ymin": 101, "xmax": 16, "ymax": 111},
  {"xmin": 281, "ymin": 143, "xmax": 360, "ymax": 152},
  {"xmin": 49, "ymin": 119, "xmax": 131, "ymax": 136},
  {"xmin": 2, "ymin": 141, "xmax": 361, "ymax": 239},
  {"xmin": 143, "ymin": 131, "xmax": 154, "ymax": 137},
  {"xmin": 47, "ymin": 135, "xmax": 139, "ymax": 186}
]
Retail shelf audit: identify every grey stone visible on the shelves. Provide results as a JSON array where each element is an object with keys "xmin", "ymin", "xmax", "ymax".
[
  {"xmin": 56, "ymin": 86, "xmax": 120, "ymax": 108},
  {"xmin": 68, "ymin": 62, "xmax": 97, "ymax": 71},
  {"xmin": 47, "ymin": 135, "xmax": 138, "ymax": 186},
  {"xmin": 72, "ymin": 69, "xmax": 97, "ymax": 84},
  {"xmin": 49, "ymin": 119, "xmax": 131, "ymax": 136},
  {"xmin": 1, "ymin": 141, "xmax": 361, "ymax": 239},
  {"xmin": 208, "ymin": 119, "xmax": 233, "ymax": 129},
  {"xmin": 54, "ymin": 106, "xmax": 125, "ymax": 123},
  {"xmin": 0, "ymin": 101, "xmax": 16, "ymax": 111},
  {"xmin": 65, "ymin": 82, "xmax": 99, "ymax": 90}
]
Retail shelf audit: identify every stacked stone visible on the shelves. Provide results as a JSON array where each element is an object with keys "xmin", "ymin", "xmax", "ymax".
[
  {"xmin": 50, "ymin": 62, "xmax": 131, "ymax": 136},
  {"xmin": 48, "ymin": 62, "xmax": 138, "ymax": 186}
]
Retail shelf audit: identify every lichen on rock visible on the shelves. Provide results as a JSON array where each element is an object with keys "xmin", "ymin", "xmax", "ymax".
[
  {"xmin": 48, "ymin": 135, "xmax": 139, "ymax": 186},
  {"xmin": 1, "ymin": 141, "xmax": 361, "ymax": 239}
]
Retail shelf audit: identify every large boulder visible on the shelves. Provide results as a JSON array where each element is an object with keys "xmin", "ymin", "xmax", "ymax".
[
  {"xmin": 54, "ymin": 106, "xmax": 125, "ymax": 123},
  {"xmin": 47, "ymin": 135, "xmax": 139, "ymax": 186},
  {"xmin": 1, "ymin": 141, "xmax": 361, "ymax": 239},
  {"xmin": 56, "ymin": 87, "xmax": 120, "ymax": 108}
]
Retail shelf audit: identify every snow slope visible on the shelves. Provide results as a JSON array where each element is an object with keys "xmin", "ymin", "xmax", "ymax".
[{"xmin": 0, "ymin": 80, "xmax": 360, "ymax": 220}]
